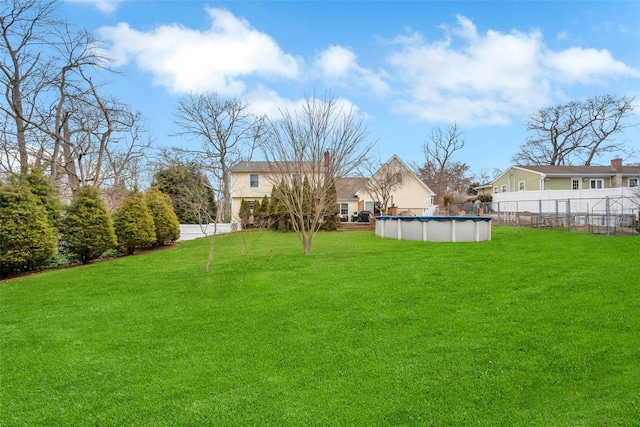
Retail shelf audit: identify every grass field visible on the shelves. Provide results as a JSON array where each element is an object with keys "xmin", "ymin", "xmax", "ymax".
[{"xmin": 1, "ymin": 227, "xmax": 639, "ymax": 426}]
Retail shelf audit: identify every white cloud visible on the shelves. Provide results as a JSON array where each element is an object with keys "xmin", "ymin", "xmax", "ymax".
[
  {"xmin": 98, "ymin": 7, "xmax": 300, "ymax": 95},
  {"xmin": 544, "ymin": 47, "xmax": 640, "ymax": 84},
  {"xmin": 315, "ymin": 45, "xmax": 389, "ymax": 96},
  {"xmin": 67, "ymin": 0, "xmax": 122, "ymax": 14},
  {"xmin": 386, "ymin": 15, "xmax": 639, "ymax": 126}
]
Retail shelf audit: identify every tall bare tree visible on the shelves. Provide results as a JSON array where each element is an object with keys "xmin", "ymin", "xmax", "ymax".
[
  {"xmin": 0, "ymin": 0, "xmax": 150, "ymax": 201},
  {"xmin": 262, "ymin": 93, "xmax": 373, "ymax": 254},
  {"xmin": 173, "ymin": 93, "xmax": 265, "ymax": 222},
  {"xmin": 513, "ymin": 94, "xmax": 637, "ymax": 166},
  {"xmin": 0, "ymin": 0, "xmax": 61, "ymax": 174},
  {"xmin": 415, "ymin": 121, "xmax": 471, "ymax": 205}
]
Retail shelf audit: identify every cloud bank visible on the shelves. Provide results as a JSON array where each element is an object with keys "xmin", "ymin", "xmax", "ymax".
[{"xmin": 98, "ymin": 9, "xmax": 639, "ymax": 127}]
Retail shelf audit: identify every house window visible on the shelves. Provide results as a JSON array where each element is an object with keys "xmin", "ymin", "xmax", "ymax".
[
  {"xmin": 518, "ymin": 181, "xmax": 525, "ymax": 191},
  {"xmin": 250, "ymin": 174, "xmax": 259, "ymax": 188},
  {"xmin": 338, "ymin": 203, "xmax": 348, "ymax": 215},
  {"xmin": 572, "ymin": 178, "xmax": 580, "ymax": 190},
  {"xmin": 590, "ymin": 179, "xmax": 603, "ymax": 189},
  {"xmin": 493, "ymin": 186, "xmax": 498, "ymax": 194},
  {"xmin": 364, "ymin": 201, "xmax": 374, "ymax": 212},
  {"xmin": 501, "ymin": 185, "xmax": 507, "ymax": 193},
  {"xmin": 629, "ymin": 178, "xmax": 639, "ymax": 188},
  {"xmin": 247, "ymin": 200, "xmax": 255, "ymax": 213}
]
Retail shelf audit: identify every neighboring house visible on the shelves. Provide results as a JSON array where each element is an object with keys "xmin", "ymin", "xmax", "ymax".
[
  {"xmin": 229, "ymin": 155, "xmax": 436, "ymax": 226},
  {"xmin": 489, "ymin": 158, "xmax": 640, "ymax": 215},
  {"xmin": 492, "ymin": 158, "xmax": 639, "ymax": 194}
]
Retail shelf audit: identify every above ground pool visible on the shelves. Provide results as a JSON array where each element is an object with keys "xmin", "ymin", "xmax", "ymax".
[{"xmin": 375, "ymin": 216, "xmax": 492, "ymax": 242}]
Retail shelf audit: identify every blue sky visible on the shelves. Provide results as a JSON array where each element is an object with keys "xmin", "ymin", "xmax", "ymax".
[{"xmin": 63, "ymin": 0, "xmax": 640, "ymax": 177}]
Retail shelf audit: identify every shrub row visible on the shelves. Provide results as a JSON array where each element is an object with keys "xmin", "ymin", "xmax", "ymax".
[{"xmin": 1, "ymin": 171, "xmax": 180, "ymax": 278}]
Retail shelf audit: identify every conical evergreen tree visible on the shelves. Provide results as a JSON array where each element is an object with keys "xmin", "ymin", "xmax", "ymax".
[
  {"xmin": 146, "ymin": 186, "xmax": 180, "ymax": 246},
  {"xmin": 238, "ymin": 199, "xmax": 251, "ymax": 229},
  {"xmin": 61, "ymin": 186, "xmax": 118, "ymax": 263},
  {"xmin": 0, "ymin": 184, "xmax": 57, "ymax": 277},
  {"xmin": 113, "ymin": 189, "xmax": 156, "ymax": 255},
  {"xmin": 23, "ymin": 169, "xmax": 62, "ymax": 231},
  {"xmin": 320, "ymin": 179, "xmax": 339, "ymax": 231}
]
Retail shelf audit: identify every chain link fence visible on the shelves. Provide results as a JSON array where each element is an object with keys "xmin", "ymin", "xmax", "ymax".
[{"xmin": 456, "ymin": 196, "xmax": 640, "ymax": 236}]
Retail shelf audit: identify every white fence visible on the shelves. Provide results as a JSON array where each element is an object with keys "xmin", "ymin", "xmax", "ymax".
[
  {"xmin": 491, "ymin": 188, "xmax": 638, "ymax": 215},
  {"xmin": 178, "ymin": 223, "xmax": 236, "ymax": 241}
]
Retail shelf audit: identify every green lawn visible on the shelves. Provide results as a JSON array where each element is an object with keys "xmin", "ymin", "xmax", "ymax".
[{"xmin": 1, "ymin": 227, "xmax": 639, "ymax": 426}]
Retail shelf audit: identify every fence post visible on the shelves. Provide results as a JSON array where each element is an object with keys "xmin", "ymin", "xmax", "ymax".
[{"xmin": 606, "ymin": 196, "xmax": 610, "ymax": 235}]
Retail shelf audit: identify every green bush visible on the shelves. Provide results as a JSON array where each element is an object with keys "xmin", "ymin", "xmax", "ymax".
[
  {"xmin": 146, "ymin": 186, "xmax": 180, "ymax": 245},
  {"xmin": 60, "ymin": 186, "xmax": 118, "ymax": 264},
  {"xmin": 238, "ymin": 199, "xmax": 251, "ymax": 229},
  {"xmin": 23, "ymin": 169, "xmax": 62, "ymax": 231},
  {"xmin": 113, "ymin": 190, "xmax": 156, "ymax": 255},
  {"xmin": 0, "ymin": 185, "xmax": 57, "ymax": 277}
]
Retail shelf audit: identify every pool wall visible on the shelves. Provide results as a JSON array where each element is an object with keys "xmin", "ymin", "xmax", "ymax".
[{"xmin": 375, "ymin": 216, "xmax": 492, "ymax": 242}]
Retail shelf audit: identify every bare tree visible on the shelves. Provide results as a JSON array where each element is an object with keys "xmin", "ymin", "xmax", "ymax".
[
  {"xmin": 0, "ymin": 0, "xmax": 150, "ymax": 200},
  {"xmin": 173, "ymin": 93, "xmax": 265, "ymax": 222},
  {"xmin": 513, "ymin": 94, "xmax": 637, "ymax": 166},
  {"xmin": 415, "ymin": 121, "xmax": 471, "ymax": 205},
  {"xmin": 0, "ymin": 0, "xmax": 61, "ymax": 174},
  {"xmin": 262, "ymin": 93, "xmax": 373, "ymax": 255},
  {"xmin": 360, "ymin": 155, "xmax": 409, "ymax": 214}
]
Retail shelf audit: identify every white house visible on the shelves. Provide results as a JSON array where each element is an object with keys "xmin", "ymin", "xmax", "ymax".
[{"xmin": 229, "ymin": 155, "xmax": 436, "ymax": 227}]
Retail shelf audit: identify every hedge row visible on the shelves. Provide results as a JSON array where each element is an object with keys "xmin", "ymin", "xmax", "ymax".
[{"xmin": 1, "ymin": 172, "xmax": 180, "ymax": 278}]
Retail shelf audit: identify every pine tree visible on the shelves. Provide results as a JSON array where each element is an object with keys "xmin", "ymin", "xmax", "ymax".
[
  {"xmin": 320, "ymin": 179, "xmax": 339, "ymax": 231},
  {"xmin": 257, "ymin": 194, "xmax": 270, "ymax": 228},
  {"xmin": 24, "ymin": 169, "xmax": 62, "ymax": 231},
  {"xmin": 0, "ymin": 184, "xmax": 57, "ymax": 277},
  {"xmin": 113, "ymin": 190, "xmax": 156, "ymax": 255},
  {"xmin": 60, "ymin": 186, "xmax": 118, "ymax": 263},
  {"xmin": 238, "ymin": 199, "xmax": 251, "ymax": 229},
  {"xmin": 269, "ymin": 180, "xmax": 289, "ymax": 231},
  {"xmin": 146, "ymin": 186, "xmax": 180, "ymax": 246}
]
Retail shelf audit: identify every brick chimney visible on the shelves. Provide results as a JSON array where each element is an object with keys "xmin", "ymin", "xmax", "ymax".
[
  {"xmin": 611, "ymin": 157, "xmax": 622, "ymax": 173},
  {"xmin": 611, "ymin": 157, "xmax": 623, "ymax": 188},
  {"xmin": 323, "ymin": 151, "xmax": 330, "ymax": 167}
]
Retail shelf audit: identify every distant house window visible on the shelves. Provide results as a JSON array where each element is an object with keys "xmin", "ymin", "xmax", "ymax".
[
  {"xmin": 629, "ymin": 178, "xmax": 639, "ymax": 188},
  {"xmin": 250, "ymin": 174, "xmax": 259, "ymax": 188},
  {"xmin": 493, "ymin": 186, "xmax": 498, "ymax": 194},
  {"xmin": 518, "ymin": 181, "xmax": 525, "ymax": 191},
  {"xmin": 572, "ymin": 178, "xmax": 580, "ymax": 190},
  {"xmin": 338, "ymin": 203, "xmax": 348, "ymax": 215},
  {"xmin": 247, "ymin": 200, "xmax": 255, "ymax": 212},
  {"xmin": 590, "ymin": 179, "xmax": 603, "ymax": 189},
  {"xmin": 501, "ymin": 185, "xmax": 507, "ymax": 193},
  {"xmin": 364, "ymin": 201, "xmax": 374, "ymax": 212}
]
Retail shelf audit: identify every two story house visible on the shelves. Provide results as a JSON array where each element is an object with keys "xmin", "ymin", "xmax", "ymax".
[{"xmin": 229, "ymin": 155, "xmax": 435, "ymax": 227}]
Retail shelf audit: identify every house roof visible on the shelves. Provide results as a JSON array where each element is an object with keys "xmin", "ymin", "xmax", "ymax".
[
  {"xmin": 495, "ymin": 164, "xmax": 640, "ymax": 182},
  {"xmin": 521, "ymin": 165, "xmax": 614, "ymax": 176},
  {"xmin": 230, "ymin": 161, "xmax": 281, "ymax": 173},
  {"xmin": 335, "ymin": 177, "xmax": 368, "ymax": 200},
  {"xmin": 366, "ymin": 155, "xmax": 436, "ymax": 196},
  {"xmin": 230, "ymin": 161, "xmax": 324, "ymax": 173}
]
